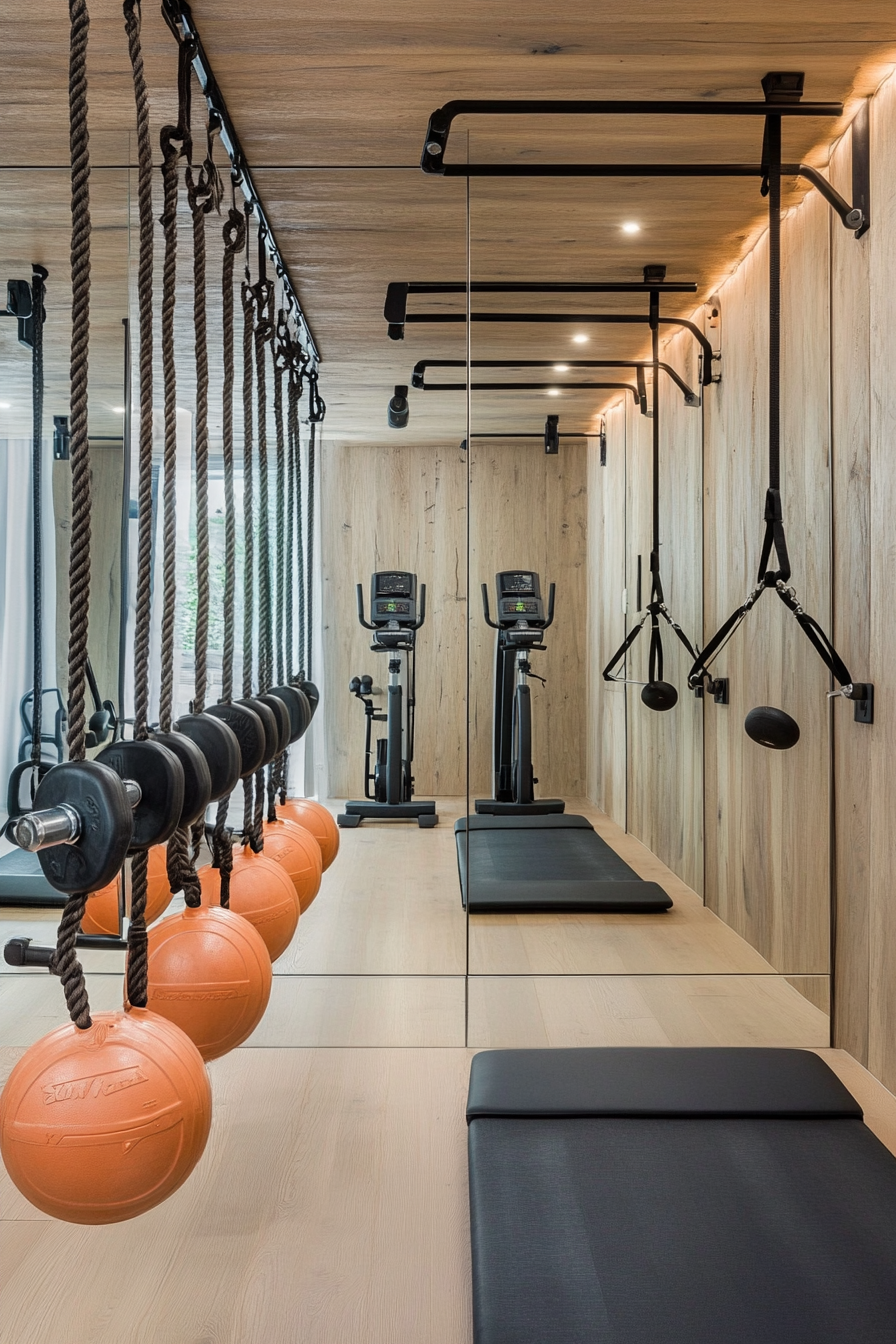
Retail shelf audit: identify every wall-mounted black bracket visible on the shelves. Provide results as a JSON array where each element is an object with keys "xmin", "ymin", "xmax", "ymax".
[
  {"xmin": 410, "ymin": 358, "xmax": 700, "ymax": 408},
  {"xmin": 161, "ymin": 0, "xmax": 321, "ymax": 365},
  {"xmin": 711, "ymin": 677, "xmax": 730, "ymax": 705},
  {"xmin": 418, "ymin": 82, "xmax": 867, "ymax": 237},
  {"xmin": 851, "ymin": 100, "xmax": 871, "ymax": 240},
  {"xmin": 854, "ymin": 684, "xmax": 874, "ymax": 724},
  {"xmin": 53, "ymin": 415, "xmax": 70, "ymax": 460}
]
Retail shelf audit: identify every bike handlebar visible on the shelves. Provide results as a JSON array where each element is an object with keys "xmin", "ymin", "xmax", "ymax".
[
  {"xmin": 481, "ymin": 583, "xmax": 499, "ymax": 628},
  {"xmin": 356, "ymin": 583, "xmax": 377, "ymax": 630}
]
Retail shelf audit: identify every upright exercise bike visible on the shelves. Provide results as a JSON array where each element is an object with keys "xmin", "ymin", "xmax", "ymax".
[
  {"xmin": 337, "ymin": 571, "xmax": 438, "ymax": 828},
  {"xmin": 475, "ymin": 570, "xmax": 564, "ymax": 816}
]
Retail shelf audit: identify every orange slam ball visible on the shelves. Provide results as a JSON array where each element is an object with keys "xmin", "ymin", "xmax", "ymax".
[
  {"xmin": 144, "ymin": 905, "xmax": 273, "ymax": 1061},
  {"xmin": 0, "ymin": 1008, "xmax": 211, "ymax": 1224},
  {"xmin": 262, "ymin": 817, "xmax": 322, "ymax": 912},
  {"xmin": 198, "ymin": 850, "xmax": 300, "ymax": 963},
  {"xmin": 82, "ymin": 847, "xmax": 174, "ymax": 937},
  {"xmin": 278, "ymin": 797, "xmax": 339, "ymax": 871}
]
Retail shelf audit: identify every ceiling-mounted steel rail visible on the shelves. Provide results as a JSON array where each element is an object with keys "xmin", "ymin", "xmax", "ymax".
[
  {"xmin": 418, "ymin": 79, "xmax": 868, "ymax": 237},
  {"xmin": 162, "ymin": 0, "xmax": 321, "ymax": 365}
]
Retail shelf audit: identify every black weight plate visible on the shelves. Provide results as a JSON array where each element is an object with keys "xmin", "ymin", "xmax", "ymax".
[
  {"xmin": 268, "ymin": 685, "xmax": 310, "ymax": 743},
  {"xmin": 96, "ymin": 739, "xmax": 184, "ymax": 850},
  {"xmin": 32, "ymin": 760, "xmax": 132, "ymax": 894},
  {"xmin": 237, "ymin": 697, "xmax": 278, "ymax": 767},
  {"xmin": 205, "ymin": 701, "xmax": 265, "ymax": 778},
  {"xmin": 176, "ymin": 712, "xmax": 241, "ymax": 800},
  {"xmin": 297, "ymin": 679, "xmax": 319, "ymax": 718},
  {"xmin": 257, "ymin": 694, "xmax": 291, "ymax": 755},
  {"xmin": 152, "ymin": 731, "xmax": 213, "ymax": 825}
]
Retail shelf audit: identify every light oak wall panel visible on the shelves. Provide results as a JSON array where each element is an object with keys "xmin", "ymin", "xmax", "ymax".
[
  {"xmin": 585, "ymin": 400, "xmax": 627, "ymax": 827},
  {"xmin": 867, "ymin": 74, "xmax": 896, "ymax": 1092},
  {"xmin": 625, "ymin": 330, "xmax": 704, "ymax": 894},
  {"xmin": 469, "ymin": 441, "xmax": 588, "ymax": 801},
  {"xmin": 702, "ymin": 186, "xmax": 832, "ymax": 974},
  {"xmin": 320, "ymin": 441, "xmax": 467, "ymax": 799},
  {"xmin": 829, "ymin": 123, "xmax": 873, "ymax": 1065}
]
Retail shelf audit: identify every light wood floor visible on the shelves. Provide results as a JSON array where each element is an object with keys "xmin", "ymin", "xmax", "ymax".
[{"xmin": 2, "ymin": 799, "xmax": 896, "ymax": 1342}]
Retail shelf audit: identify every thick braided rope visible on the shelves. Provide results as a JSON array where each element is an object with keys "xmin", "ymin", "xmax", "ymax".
[
  {"xmin": 188, "ymin": 166, "xmax": 211, "ymax": 715},
  {"xmin": 30, "ymin": 268, "xmax": 45, "ymax": 767},
  {"xmin": 253, "ymin": 274, "xmax": 274, "ymax": 839},
  {"xmin": 157, "ymin": 139, "xmax": 180, "ymax": 734},
  {"xmin": 285, "ymin": 369, "xmax": 296, "ymax": 682},
  {"xmin": 123, "ymin": 0, "xmax": 155, "ymax": 1008},
  {"xmin": 123, "ymin": 0, "xmax": 154, "ymax": 744},
  {"xmin": 268, "ymin": 330, "xmax": 287, "ymax": 818},
  {"xmin": 66, "ymin": 0, "xmax": 91, "ymax": 765},
  {"xmin": 294, "ymin": 381, "xmax": 306, "ymax": 678},
  {"xmin": 306, "ymin": 416, "xmax": 317, "ymax": 679},
  {"xmin": 211, "ymin": 204, "xmax": 245, "ymax": 907},
  {"xmin": 240, "ymin": 271, "xmax": 258, "ymax": 845},
  {"xmin": 58, "ymin": 0, "xmax": 92, "ymax": 1028}
]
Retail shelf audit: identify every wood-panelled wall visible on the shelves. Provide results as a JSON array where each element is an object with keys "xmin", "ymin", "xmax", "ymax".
[
  {"xmin": 321, "ymin": 437, "xmax": 589, "ymax": 803},
  {"xmin": 320, "ymin": 441, "xmax": 467, "ymax": 799},
  {"xmin": 585, "ymin": 72, "xmax": 896, "ymax": 1093},
  {"xmin": 468, "ymin": 441, "xmax": 588, "ymax": 802}
]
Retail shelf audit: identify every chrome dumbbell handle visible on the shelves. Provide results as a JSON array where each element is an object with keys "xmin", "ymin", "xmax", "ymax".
[{"xmin": 10, "ymin": 779, "xmax": 142, "ymax": 853}]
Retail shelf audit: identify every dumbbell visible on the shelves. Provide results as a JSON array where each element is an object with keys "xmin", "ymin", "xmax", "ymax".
[
  {"xmin": 297, "ymin": 679, "xmax": 319, "ymax": 720},
  {"xmin": 151, "ymin": 730, "xmax": 213, "ymax": 826},
  {"xmin": 9, "ymin": 741, "xmax": 184, "ymax": 894},
  {"xmin": 256, "ymin": 693, "xmax": 291, "ymax": 756},
  {"xmin": 235, "ymin": 697, "xmax": 281, "ymax": 766}
]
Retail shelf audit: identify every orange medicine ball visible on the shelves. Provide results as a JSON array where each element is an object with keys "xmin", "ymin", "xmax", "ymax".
[
  {"xmin": 144, "ymin": 905, "xmax": 272, "ymax": 1061},
  {"xmin": 0, "ymin": 1007, "xmax": 211, "ymax": 1224},
  {"xmin": 81, "ymin": 847, "xmax": 174, "ymax": 937},
  {"xmin": 262, "ymin": 817, "xmax": 322, "ymax": 912},
  {"xmin": 198, "ymin": 850, "xmax": 300, "ymax": 963},
  {"xmin": 278, "ymin": 798, "xmax": 339, "ymax": 871}
]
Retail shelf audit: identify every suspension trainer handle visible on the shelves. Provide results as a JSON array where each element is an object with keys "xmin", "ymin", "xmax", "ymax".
[
  {"xmin": 543, "ymin": 583, "xmax": 556, "ymax": 629},
  {"xmin": 411, "ymin": 583, "xmax": 427, "ymax": 629},
  {"xmin": 481, "ymin": 583, "xmax": 499, "ymax": 629},
  {"xmin": 356, "ymin": 582, "xmax": 377, "ymax": 630}
]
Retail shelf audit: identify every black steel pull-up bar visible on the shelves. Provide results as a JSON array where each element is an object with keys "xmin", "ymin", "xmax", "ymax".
[
  {"xmin": 410, "ymin": 358, "xmax": 698, "ymax": 409},
  {"xmin": 418, "ymin": 82, "xmax": 867, "ymax": 237}
]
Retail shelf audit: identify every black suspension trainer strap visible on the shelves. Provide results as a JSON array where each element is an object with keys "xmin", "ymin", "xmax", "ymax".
[
  {"xmin": 688, "ymin": 97, "xmax": 858, "ymax": 697},
  {"xmin": 294, "ymin": 374, "xmax": 306, "ymax": 679},
  {"xmin": 603, "ymin": 282, "xmax": 700, "ymax": 688},
  {"xmin": 211, "ymin": 190, "xmax": 246, "ymax": 904},
  {"xmin": 306, "ymin": 409, "xmax": 318, "ymax": 680},
  {"xmin": 123, "ymin": 0, "xmax": 154, "ymax": 1003},
  {"xmin": 29, "ymin": 265, "xmax": 47, "ymax": 778}
]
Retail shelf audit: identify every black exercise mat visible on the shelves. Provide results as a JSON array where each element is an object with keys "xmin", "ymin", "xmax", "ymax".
[
  {"xmin": 456, "ymin": 814, "xmax": 672, "ymax": 911},
  {"xmin": 468, "ymin": 1049, "xmax": 896, "ymax": 1344}
]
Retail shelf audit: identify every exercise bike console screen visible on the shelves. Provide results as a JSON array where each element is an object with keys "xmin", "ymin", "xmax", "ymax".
[
  {"xmin": 496, "ymin": 571, "xmax": 545, "ymax": 625},
  {"xmin": 372, "ymin": 571, "xmax": 418, "ymax": 626}
]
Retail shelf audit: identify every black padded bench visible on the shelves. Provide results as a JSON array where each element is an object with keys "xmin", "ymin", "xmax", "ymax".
[
  {"xmin": 456, "ymin": 814, "xmax": 672, "ymax": 912},
  {"xmin": 467, "ymin": 1047, "xmax": 896, "ymax": 1343}
]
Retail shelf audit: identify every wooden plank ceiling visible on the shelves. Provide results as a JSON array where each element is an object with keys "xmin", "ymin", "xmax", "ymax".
[{"xmin": 1, "ymin": 0, "xmax": 894, "ymax": 444}]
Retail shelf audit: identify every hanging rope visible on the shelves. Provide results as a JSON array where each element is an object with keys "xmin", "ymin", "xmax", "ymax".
[
  {"xmin": 52, "ymin": 0, "xmax": 93, "ymax": 1030},
  {"xmin": 268, "ymin": 310, "xmax": 288, "ymax": 818},
  {"xmin": 240, "ymin": 214, "xmax": 262, "ymax": 851},
  {"xmin": 210, "ymin": 195, "xmax": 246, "ymax": 906},
  {"xmin": 122, "ymin": 0, "xmax": 155, "ymax": 1006},
  {"xmin": 158, "ymin": 33, "xmax": 202, "ymax": 908},
  {"xmin": 187, "ymin": 115, "xmax": 222, "ymax": 863},
  {"xmin": 293, "ymin": 372, "xmax": 306, "ymax": 681},
  {"xmin": 251, "ymin": 233, "xmax": 275, "ymax": 842},
  {"xmin": 29, "ymin": 265, "xmax": 47, "ymax": 776},
  {"xmin": 305, "ymin": 412, "xmax": 317, "ymax": 681}
]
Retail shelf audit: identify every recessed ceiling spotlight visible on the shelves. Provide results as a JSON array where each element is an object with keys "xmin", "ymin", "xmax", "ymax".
[
  {"xmin": 553, "ymin": 364, "xmax": 570, "ymax": 372},
  {"xmin": 547, "ymin": 388, "xmax": 560, "ymax": 397},
  {"xmin": 112, "ymin": 406, "xmax": 126, "ymax": 414},
  {"xmin": 0, "ymin": 401, "xmax": 10, "ymax": 410},
  {"xmin": 621, "ymin": 221, "xmax": 641, "ymax": 234},
  {"xmin": 572, "ymin": 334, "xmax": 588, "ymax": 345}
]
